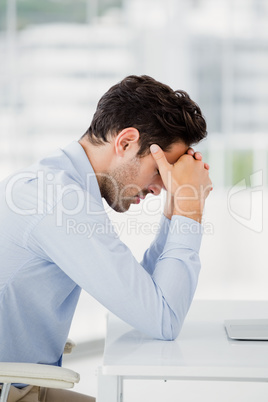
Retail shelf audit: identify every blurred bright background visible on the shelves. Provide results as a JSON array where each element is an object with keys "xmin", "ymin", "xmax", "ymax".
[{"xmin": 1, "ymin": 0, "xmax": 268, "ymax": 400}]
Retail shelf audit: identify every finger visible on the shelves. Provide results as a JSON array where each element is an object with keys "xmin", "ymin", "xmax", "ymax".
[
  {"xmin": 187, "ymin": 148, "xmax": 203, "ymax": 161},
  {"xmin": 150, "ymin": 144, "xmax": 171, "ymax": 175},
  {"xmin": 204, "ymin": 162, "xmax": 210, "ymax": 170},
  {"xmin": 193, "ymin": 152, "xmax": 202, "ymax": 161},
  {"xmin": 186, "ymin": 147, "xmax": 194, "ymax": 156}
]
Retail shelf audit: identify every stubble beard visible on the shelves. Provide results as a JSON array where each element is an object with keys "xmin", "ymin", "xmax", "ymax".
[{"xmin": 99, "ymin": 157, "xmax": 142, "ymax": 213}]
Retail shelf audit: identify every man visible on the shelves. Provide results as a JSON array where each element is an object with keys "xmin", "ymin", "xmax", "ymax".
[{"xmin": 0, "ymin": 75, "xmax": 212, "ymax": 401}]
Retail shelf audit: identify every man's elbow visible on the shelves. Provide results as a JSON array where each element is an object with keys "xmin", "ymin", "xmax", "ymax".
[{"xmin": 155, "ymin": 317, "xmax": 183, "ymax": 341}]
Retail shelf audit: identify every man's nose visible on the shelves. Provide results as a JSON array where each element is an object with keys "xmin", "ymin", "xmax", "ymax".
[{"xmin": 148, "ymin": 178, "xmax": 164, "ymax": 196}]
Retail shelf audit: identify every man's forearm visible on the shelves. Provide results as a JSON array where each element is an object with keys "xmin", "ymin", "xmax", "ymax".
[{"xmin": 141, "ymin": 215, "xmax": 170, "ymax": 275}]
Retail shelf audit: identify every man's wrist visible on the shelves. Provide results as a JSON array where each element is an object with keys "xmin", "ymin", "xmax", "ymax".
[
  {"xmin": 163, "ymin": 193, "xmax": 174, "ymax": 220},
  {"xmin": 172, "ymin": 211, "xmax": 202, "ymax": 223},
  {"xmin": 173, "ymin": 202, "xmax": 203, "ymax": 223},
  {"xmin": 163, "ymin": 211, "xmax": 172, "ymax": 220}
]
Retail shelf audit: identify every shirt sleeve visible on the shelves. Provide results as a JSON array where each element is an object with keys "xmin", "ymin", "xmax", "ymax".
[
  {"xmin": 26, "ymin": 190, "xmax": 203, "ymax": 341},
  {"xmin": 141, "ymin": 215, "xmax": 171, "ymax": 275}
]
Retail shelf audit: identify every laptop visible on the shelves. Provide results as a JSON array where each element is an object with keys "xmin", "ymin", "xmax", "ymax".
[{"xmin": 224, "ymin": 319, "xmax": 268, "ymax": 340}]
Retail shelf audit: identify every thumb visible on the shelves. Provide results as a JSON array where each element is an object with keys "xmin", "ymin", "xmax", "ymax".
[{"xmin": 150, "ymin": 144, "xmax": 171, "ymax": 177}]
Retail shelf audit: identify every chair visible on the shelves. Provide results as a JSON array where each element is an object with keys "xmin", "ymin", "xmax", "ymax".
[{"xmin": 0, "ymin": 340, "xmax": 80, "ymax": 402}]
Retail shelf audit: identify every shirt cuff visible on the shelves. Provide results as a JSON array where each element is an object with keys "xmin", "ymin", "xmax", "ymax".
[
  {"xmin": 164, "ymin": 215, "xmax": 203, "ymax": 254},
  {"xmin": 155, "ymin": 214, "xmax": 171, "ymax": 243}
]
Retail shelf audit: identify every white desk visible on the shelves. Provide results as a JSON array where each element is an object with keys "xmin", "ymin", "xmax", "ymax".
[{"xmin": 97, "ymin": 300, "xmax": 268, "ymax": 402}]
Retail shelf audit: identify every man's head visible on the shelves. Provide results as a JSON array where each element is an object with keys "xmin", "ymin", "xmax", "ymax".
[
  {"xmin": 80, "ymin": 75, "xmax": 207, "ymax": 213},
  {"xmin": 82, "ymin": 75, "xmax": 207, "ymax": 156}
]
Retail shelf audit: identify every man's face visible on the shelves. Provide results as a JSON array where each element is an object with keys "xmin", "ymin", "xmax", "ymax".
[{"xmin": 99, "ymin": 142, "xmax": 189, "ymax": 212}]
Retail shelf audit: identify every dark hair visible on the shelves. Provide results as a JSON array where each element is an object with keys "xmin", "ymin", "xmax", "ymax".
[{"xmin": 83, "ymin": 75, "xmax": 207, "ymax": 156}]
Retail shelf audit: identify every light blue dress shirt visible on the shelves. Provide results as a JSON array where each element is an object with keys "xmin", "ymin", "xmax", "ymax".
[{"xmin": 0, "ymin": 141, "xmax": 202, "ymax": 366}]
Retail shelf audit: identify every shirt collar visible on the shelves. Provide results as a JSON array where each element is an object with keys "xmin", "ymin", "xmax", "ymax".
[{"xmin": 62, "ymin": 141, "xmax": 103, "ymax": 205}]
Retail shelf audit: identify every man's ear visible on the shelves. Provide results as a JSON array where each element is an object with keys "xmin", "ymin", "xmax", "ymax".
[{"xmin": 114, "ymin": 127, "xmax": 140, "ymax": 157}]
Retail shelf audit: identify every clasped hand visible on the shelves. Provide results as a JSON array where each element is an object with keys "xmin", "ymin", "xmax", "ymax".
[{"xmin": 150, "ymin": 144, "xmax": 212, "ymax": 223}]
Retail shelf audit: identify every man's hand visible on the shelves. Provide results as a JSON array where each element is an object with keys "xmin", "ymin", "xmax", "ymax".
[
  {"xmin": 186, "ymin": 147, "xmax": 210, "ymax": 170},
  {"xmin": 150, "ymin": 144, "xmax": 212, "ymax": 223}
]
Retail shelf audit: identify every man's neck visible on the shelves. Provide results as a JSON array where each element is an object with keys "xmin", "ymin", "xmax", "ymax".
[{"xmin": 79, "ymin": 137, "xmax": 113, "ymax": 178}]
